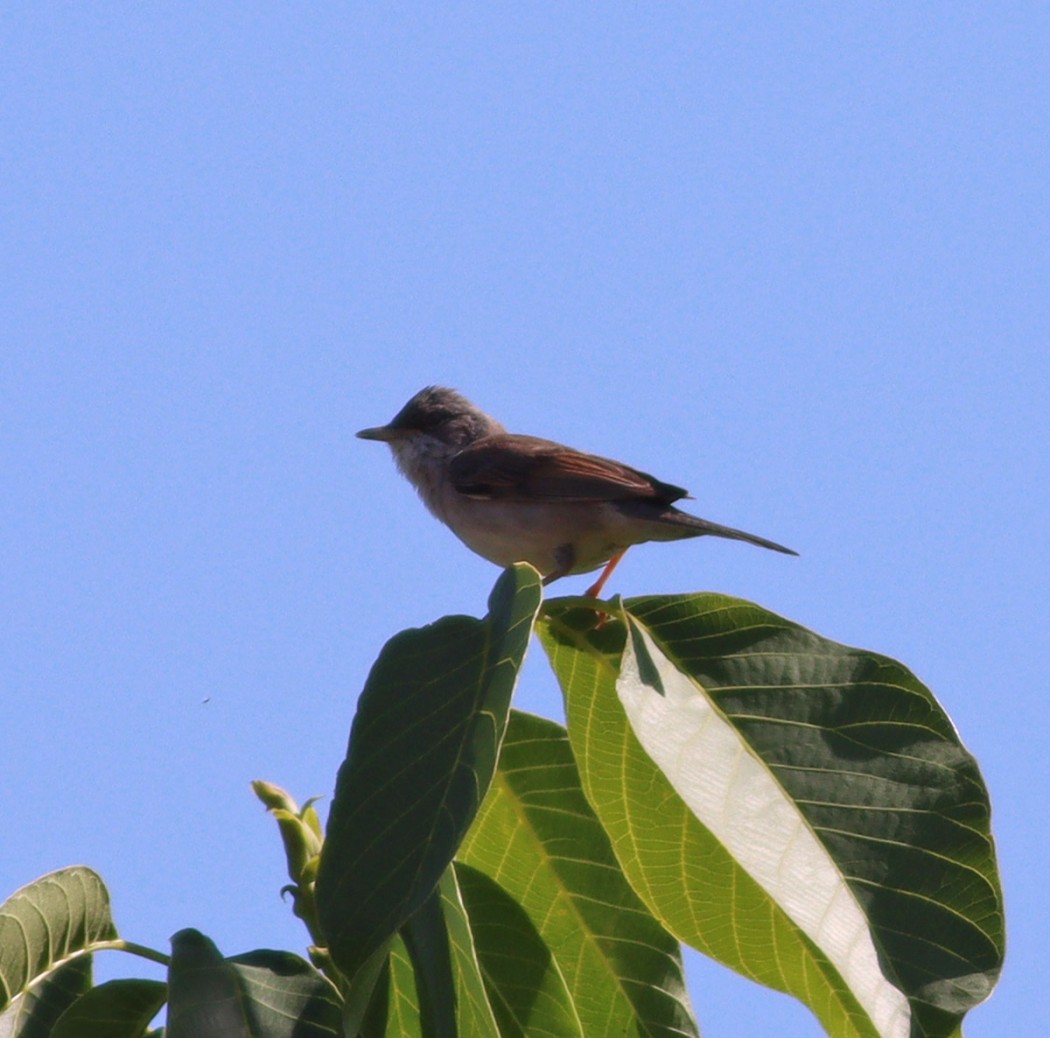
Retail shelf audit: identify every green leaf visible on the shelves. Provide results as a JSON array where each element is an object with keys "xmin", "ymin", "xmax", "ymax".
[
  {"xmin": 540, "ymin": 595, "xmax": 1005, "ymax": 1038},
  {"xmin": 454, "ymin": 861, "xmax": 582, "ymax": 1038},
  {"xmin": 435, "ymin": 866, "xmax": 501, "ymax": 1037},
  {"xmin": 0, "ymin": 957, "xmax": 93, "ymax": 1038},
  {"xmin": 385, "ymin": 941, "xmax": 422, "ymax": 1038},
  {"xmin": 401, "ymin": 886, "xmax": 457, "ymax": 1038},
  {"xmin": 358, "ymin": 937, "xmax": 422, "ymax": 1038},
  {"xmin": 362, "ymin": 871, "xmax": 507, "ymax": 1038},
  {"xmin": 227, "ymin": 950, "xmax": 343, "ymax": 1036},
  {"xmin": 166, "ymin": 930, "xmax": 342, "ymax": 1038},
  {"xmin": 368, "ymin": 861, "xmax": 583, "ymax": 1038},
  {"xmin": 52, "ymin": 978, "xmax": 167, "ymax": 1038},
  {"xmin": 341, "ymin": 943, "xmax": 394, "ymax": 1037},
  {"xmin": 0, "ymin": 866, "xmax": 116, "ymax": 1013},
  {"xmin": 317, "ymin": 564, "xmax": 543, "ymax": 986},
  {"xmin": 459, "ymin": 710, "xmax": 697, "ymax": 1038},
  {"xmin": 166, "ymin": 930, "xmax": 251, "ymax": 1038}
]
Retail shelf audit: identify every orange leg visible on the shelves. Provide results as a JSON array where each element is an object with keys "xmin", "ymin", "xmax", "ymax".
[{"xmin": 584, "ymin": 549, "xmax": 627, "ymax": 598}]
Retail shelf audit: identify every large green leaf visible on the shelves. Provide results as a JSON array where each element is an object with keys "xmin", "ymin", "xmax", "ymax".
[
  {"xmin": 52, "ymin": 978, "xmax": 167, "ymax": 1038},
  {"xmin": 459, "ymin": 710, "xmax": 697, "ymax": 1038},
  {"xmin": 0, "ymin": 867, "xmax": 115, "ymax": 1014},
  {"xmin": 165, "ymin": 930, "xmax": 341, "ymax": 1038},
  {"xmin": 540, "ymin": 595, "xmax": 1004, "ymax": 1038},
  {"xmin": 316, "ymin": 564, "xmax": 542, "ymax": 987}
]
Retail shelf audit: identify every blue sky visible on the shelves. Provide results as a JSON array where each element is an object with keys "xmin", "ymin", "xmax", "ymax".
[{"xmin": 3, "ymin": 6, "xmax": 1046, "ymax": 1035}]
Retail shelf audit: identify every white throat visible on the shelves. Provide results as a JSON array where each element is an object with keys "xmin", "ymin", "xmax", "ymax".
[{"xmin": 387, "ymin": 435, "xmax": 461, "ymax": 520}]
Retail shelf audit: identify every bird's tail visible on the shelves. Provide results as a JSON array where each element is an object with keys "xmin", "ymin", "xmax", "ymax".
[{"xmin": 678, "ymin": 514, "xmax": 798, "ymax": 555}]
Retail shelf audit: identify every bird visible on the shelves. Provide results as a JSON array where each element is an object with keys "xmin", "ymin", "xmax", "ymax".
[{"xmin": 357, "ymin": 386, "xmax": 796, "ymax": 598}]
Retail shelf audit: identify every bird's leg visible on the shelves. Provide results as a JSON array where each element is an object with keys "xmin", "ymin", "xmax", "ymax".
[
  {"xmin": 542, "ymin": 543, "xmax": 576, "ymax": 586},
  {"xmin": 584, "ymin": 549, "xmax": 627, "ymax": 599}
]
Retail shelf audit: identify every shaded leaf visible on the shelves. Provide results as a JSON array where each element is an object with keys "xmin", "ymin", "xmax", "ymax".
[
  {"xmin": 0, "ymin": 957, "xmax": 92, "ymax": 1038},
  {"xmin": 52, "ymin": 978, "xmax": 167, "ymax": 1038},
  {"xmin": 0, "ymin": 867, "xmax": 115, "ymax": 1013},
  {"xmin": 317, "ymin": 564, "xmax": 542, "ymax": 986},
  {"xmin": 459, "ymin": 710, "xmax": 696, "ymax": 1038},
  {"xmin": 455, "ymin": 861, "xmax": 581, "ymax": 1038},
  {"xmin": 166, "ymin": 930, "xmax": 250, "ymax": 1038},
  {"xmin": 340, "ymin": 942, "xmax": 393, "ymax": 1038},
  {"xmin": 227, "ymin": 950, "xmax": 343, "ymax": 1036},
  {"xmin": 540, "ymin": 595, "xmax": 1004, "ymax": 1038},
  {"xmin": 166, "ymin": 931, "xmax": 341, "ymax": 1038},
  {"xmin": 401, "ymin": 887, "xmax": 456, "ymax": 1038}
]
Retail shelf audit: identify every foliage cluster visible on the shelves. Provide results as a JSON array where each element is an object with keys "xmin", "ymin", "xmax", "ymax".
[{"xmin": 0, "ymin": 565, "xmax": 1003, "ymax": 1037}]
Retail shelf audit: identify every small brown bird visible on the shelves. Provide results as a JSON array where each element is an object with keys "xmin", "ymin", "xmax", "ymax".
[{"xmin": 357, "ymin": 386, "xmax": 796, "ymax": 597}]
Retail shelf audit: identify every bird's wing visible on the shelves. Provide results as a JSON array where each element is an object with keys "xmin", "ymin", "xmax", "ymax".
[{"xmin": 449, "ymin": 434, "xmax": 689, "ymax": 503}]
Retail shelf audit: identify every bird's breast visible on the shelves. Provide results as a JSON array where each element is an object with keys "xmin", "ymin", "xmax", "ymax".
[{"xmin": 436, "ymin": 495, "xmax": 635, "ymax": 576}]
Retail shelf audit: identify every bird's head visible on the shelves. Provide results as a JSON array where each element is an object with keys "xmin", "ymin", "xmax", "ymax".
[
  {"xmin": 357, "ymin": 386, "xmax": 505, "ymax": 489},
  {"xmin": 357, "ymin": 386, "xmax": 503, "ymax": 449}
]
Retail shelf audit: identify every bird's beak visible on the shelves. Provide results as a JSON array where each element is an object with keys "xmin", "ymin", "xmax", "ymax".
[{"xmin": 356, "ymin": 424, "xmax": 404, "ymax": 442}]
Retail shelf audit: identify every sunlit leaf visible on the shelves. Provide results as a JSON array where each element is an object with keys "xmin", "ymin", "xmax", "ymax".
[
  {"xmin": 358, "ymin": 937, "xmax": 421, "ymax": 1038},
  {"xmin": 459, "ymin": 710, "xmax": 696, "ymax": 1038},
  {"xmin": 386, "ymin": 941, "xmax": 421, "ymax": 1038},
  {"xmin": 436, "ymin": 866, "xmax": 501, "ymax": 1037},
  {"xmin": 541, "ymin": 594, "xmax": 1004, "ymax": 1038}
]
